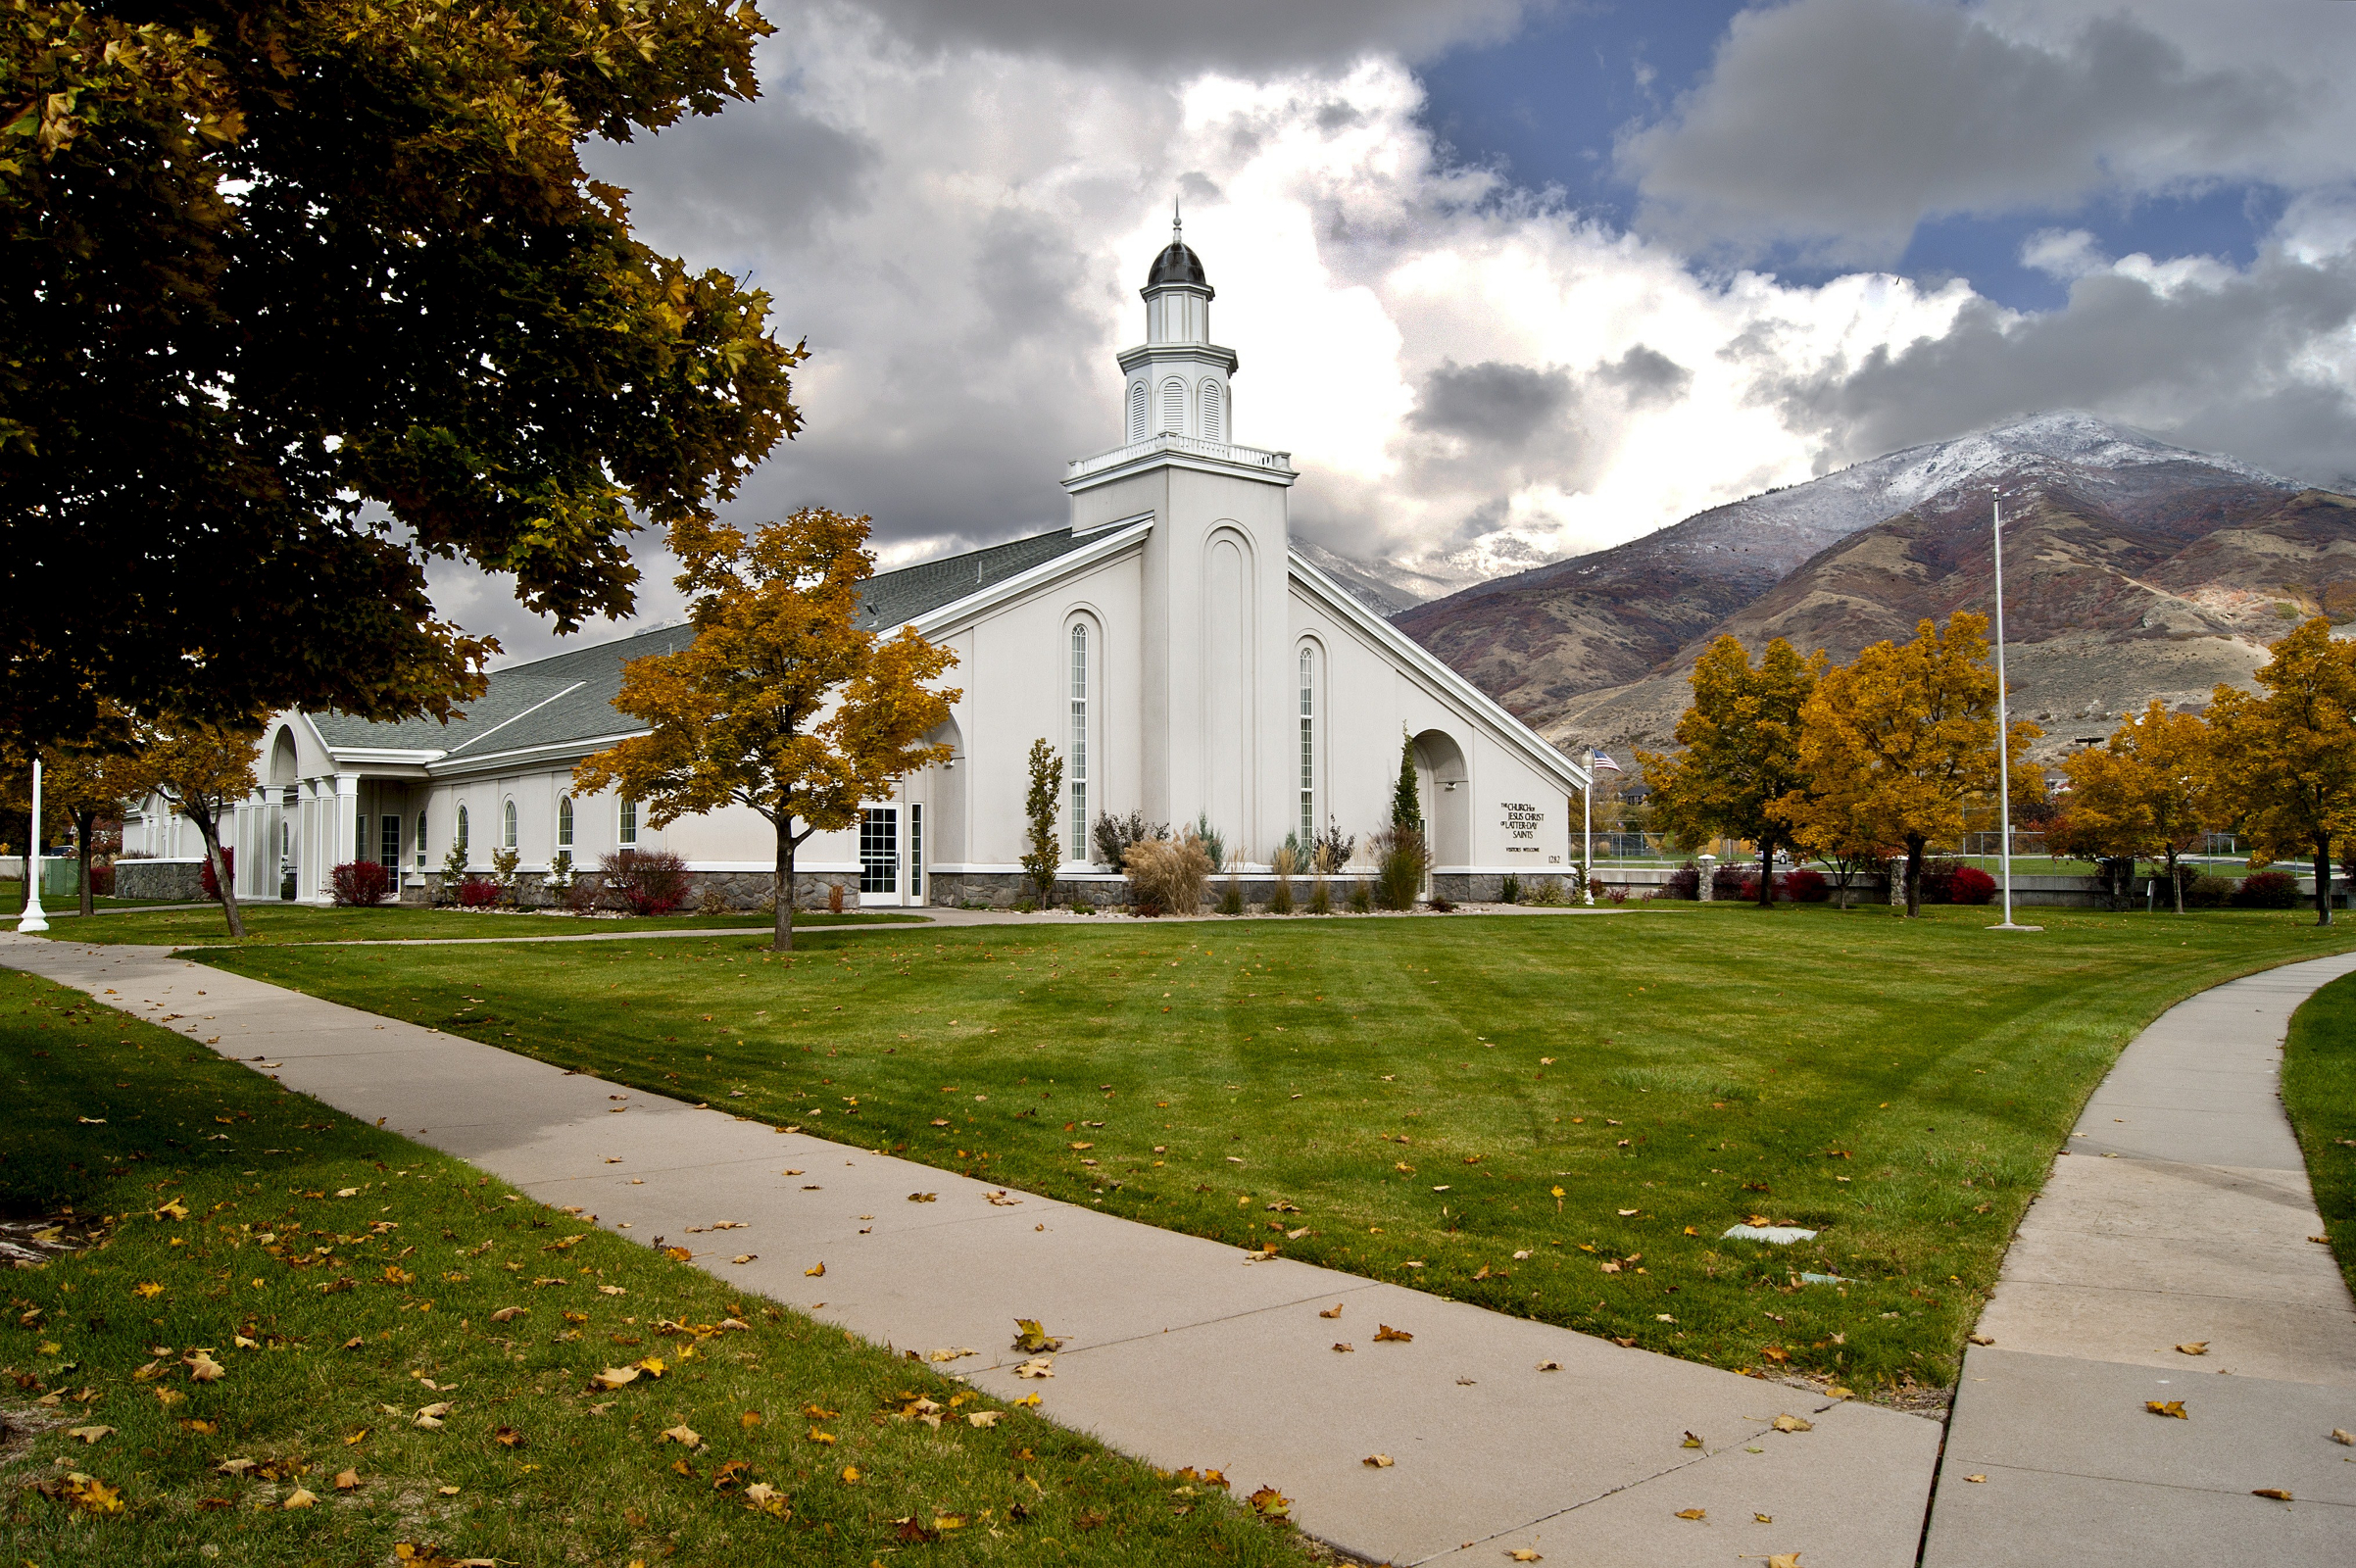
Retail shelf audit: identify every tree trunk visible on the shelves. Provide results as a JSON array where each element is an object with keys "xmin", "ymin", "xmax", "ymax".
[
  {"xmin": 74, "ymin": 808, "xmax": 96, "ymax": 917},
  {"xmin": 194, "ymin": 808, "xmax": 243, "ymax": 939},
  {"xmin": 2316, "ymin": 835, "xmax": 2334, "ymax": 927},
  {"xmin": 772, "ymin": 819, "xmax": 796, "ymax": 953},
  {"xmin": 2168, "ymin": 847, "xmax": 2184, "ymax": 914},
  {"xmin": 1904, "ymin": 836, "xmax": 1925, "ymax": 918},
  {"xmin": 1756, "ymin": 843, "xmax": 1774, "ymax": 907}
]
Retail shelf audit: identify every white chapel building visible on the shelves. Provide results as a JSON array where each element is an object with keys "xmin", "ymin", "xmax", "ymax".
[{"xmin": 124, "ymin": 225, "xmax": 1592, "ymax": 906}]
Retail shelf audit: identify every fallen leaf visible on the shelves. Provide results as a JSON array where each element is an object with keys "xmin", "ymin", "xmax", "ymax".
[
  {"xmin": 1681, "ymin": 1432, "xmax": 1703, "ymax": 1449},
  {"xmin": 1373, "ymin": 1324, "xmax": 1412, "ymax": 1343},
  {"xmin": 1767, "ymin": 1556, "xmax": 1803, "ymax": 1568},
  {"xmin": 494, "ymin": 1427, "xmax": 525, "ymax": 1448},
  {"xmin": 438, "ymin": 1485, "xmax": 461, "ymax": 1495},
  {"xmin": 2175, "ymin": 1342, "xmax": 2209, "ymax": 1355},
  {"xmin": 2332, "ymin": 1428, "xmax": 2354, "ymax": 1446},
  {"xmin": 1507, "ymin": 1551, "xmax": 1543, "ymax": 1563},
  {"xmin": 659, "ymin": 1424, "xmax": 702, "ymax": 1448},
  {"xmin": 1754, "ymin": 1512, "xmax": 1774, "ymax": 1523},
  {"xmin": 184, "ymin": 1349, "xmax": 226, "ymax": 1383},
  {"xmin": 1965, "ymin": 1474, "xmax": 1987, "ymax": 1483},
  {"xmin": 490, "ymin": 1306, "xmax": 527, "ymax": 1323},
  {"xmin": 68, "ymin": 1425, "xmax": 115, "ymax": 1445},
  {"xmin": 415, "ymin": 1402, "xmax": 452, "ymax": 1429},
  {"xmin": 1535, "ymin": 1359, "xmax": 1560, "ymax": 1372},
  {"xmin": 1318, "ymin": 1303, "xmax": 1344, "ymax": 1319},
  {"xmin": 1618, "ymin": 1208, "xmax": 1639, "ymax": 1216},
  {"xmin": 217, "ymin": 1458, "xmax": 256, "ymax": 1476},
  {"xmin": 283, "ymin": 1488, "xmax": 318, "ymax": 1509},
  {"xmin": 1013, "ymin": 1357, "xmax": 1055, "ymax": 1379},
  {"xmin": 1247, "ymin": 1485, "xmax": 1290, "ymax": 1519},
  {"xmin": 2253, "ymin": 1488, "xmax": 2292, "ymax": 1501},
  {"xmin": 732, "ymin": 1254, "xmax": 756, "ymax": 1265},
  {"xmin": 1011, "ymin": 1319, "xmax": 1065, "ymax": 1352},
  {"xmin": 334, "ymin": 1468, "xmax": 360, "ymax": 1491},
  {"xmin": 841, "ymin": 1465, "xmax": 860, "ymax": 1483},
  {"xmin": 590, "ymin": 1365, "xmax": 641, "ymax": 1391},
  {"xmin": 1967, "ymin": 1333, "xmax": 1993, "ymax": 1346},
  {"xmin": 2146, "ymin": 1399, "xmax": 2188, "ymax": 1419},
  {"xmin": 1362, "ymin": 1452, "xmax": 1394, "ymax": 1468},
  {"xmin": 1674, "ymin": 1507, "xmax": 1706, "ymax": 1520},
  {"xmin": 967, "ymin": 1410, "xmax": 1003, "ymax": 1428},
  {"xmin": 1332, "ymin": 1342, "xmax": 1354, "ymax": 1352},
  {"xmin": 804, "ymin": 1262, "xmax": 824, "ymax": 1277},
  {"xmin": 908, "ymin": 1192, "xmax": 939, "ymax": 1202},
  {"xmin": 1771, "ymin": 1414, "xmax": 1813, "ymax": 1433}
]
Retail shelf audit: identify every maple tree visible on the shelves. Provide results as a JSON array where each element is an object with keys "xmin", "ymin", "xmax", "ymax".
[
  {"xmin": 572, "ymin": 510, "xmax": 958, "ymax": 952},
  {"xmin": 141, "ymin": 718, "xmax": 262, "ymax": 937},
  {"xmin": 1641, "ymin": 635, "xmax": 1822, "ymax": 907},
  {"xmin": 2, "ymin": 0, "xmax": 803, "ymax": 744},
  {"xmin": 2206, "ymin": 617, "xmax": 2356, "ymax": 926},
  {"xmin": 2053, "ymin": 702, "xmax": 2219, "ymax": 912},
  {"xmin": 1773, "ymin": 614, "xmax": 2040, "ymax": 917}
]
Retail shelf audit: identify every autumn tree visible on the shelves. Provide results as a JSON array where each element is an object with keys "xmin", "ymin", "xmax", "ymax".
[
  {"xmin": 1640, "ymin": 636, "xmax": 1821, "ymax": 906},
  {"xmin": 2054, "ymin": 703, "xmax": 2218, "ymax": 912},
  {"xmin": 1020, "ymin": 739, "xmax": 1063, "ymax": 906},
  {"xmin": 142, "ymin": 719, "xmax": 262, "ymax": 938},
  {"xmin": 573, "ymin": 510, "xmax": 957, "ymax": 953},
  {"xmin": 2, "ymin": 0, "xmax": 804, "ymax": 744},
  {"xmin": 1773, "ymin": 614, "xmax": 2040, "ymax": 917},
  {"xmin": 2207, "ymin": 617, "xmax": 2356, "ymax": 926}
]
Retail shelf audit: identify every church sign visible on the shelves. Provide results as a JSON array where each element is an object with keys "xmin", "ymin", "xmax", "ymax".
[{"xmin": 1499, "ymin": 800, "xmax": 1546, "ymax": 853}]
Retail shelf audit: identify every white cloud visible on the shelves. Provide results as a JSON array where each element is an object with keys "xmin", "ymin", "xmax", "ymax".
[{"xmin": 445, "ymin": 0, "xmax": 2356, "ymax": 665}]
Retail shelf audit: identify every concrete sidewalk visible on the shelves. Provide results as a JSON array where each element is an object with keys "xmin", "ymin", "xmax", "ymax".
[
  {"xmin": 1924, "ymin": 953, "xmax": 2356, "ymax": 1565},
  {"xmin": 2, "ymin": 932, "xmax": 1936, "ymax": 1566}
]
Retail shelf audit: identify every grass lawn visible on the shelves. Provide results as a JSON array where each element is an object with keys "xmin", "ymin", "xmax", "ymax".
[
  {"xmin": 0, "ymin": 966, "xmax": 1315, "ymax": 1565},
  {"xmin": 2282, "ymin": 969, "xmax": 2356, "ymax": 1299},
  {"xmin": 39, "ymin": 904, "xmax": 924, "ymax": 947},
  {"xmin": 198, "ymin": 903, "xmax": 2356, "ymax": 1398}
]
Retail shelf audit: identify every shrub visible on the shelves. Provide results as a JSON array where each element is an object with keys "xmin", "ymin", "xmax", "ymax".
[
  {"xmin": 600, "ymin": 849, "xmax": 688, "ymax": 916},
  {"xmin": 1427, "ymin": 894, "xmax": 1455, "ymax": 912},
  {"xmin": 1531, "ymin": 878, "xmax": 1564, "ymax": 906},
  {"xmin": 1268, "ymin": 843, "xmax": 1300, "ymax": 914},
  {"xmin": 88, "ymin": 862, "xmax": 116, "ymax": 898},
  {"xmin": 1195, "ymin": 813, "xmax": 1226, "ymax": 874},
  {"xmin": 1091, "ymin": 809, "xmax": 1162, "ymax": 870},
  {"xmin": 1664, "ymin": 861, "xmax": 1699, "ymax": 900},
  {"xmin": 199, "ymin": 847, "xmax": 234, "ymax": 903},
  {"xmin": 1785, "ymin": 867, "xmax": 1831, "ymax": 903},
  {"xmin": 457, "ymin": 875, "xmax": 501, "ymax": 908},
  {"xmin": 2234, "ymin": 869, "xmax": 2299, "ymax": 908},
  {"xmin": 1497, "ymin": 873, "xmax": 1521, "ymax": 905},
  {"xmin": 1217, "ymin": 876, "xmax": 1245, "ymax": 915},
  {"xmin": 1067, "ymin": 900, "xmax": 1094, "ymax": 915},
  {"xmin": 1348, "ymin": 880, "xmax": 1373, "ymax": 913},
  {"xmin": 328, "ymin": 860, "xmax": 392, "ymax": 906},
  {"xmin": 1948, "ymin": 865, "xmax": 1997, "ymax": 905},
  {"xmin": 1124, "ymin": 834, "xmax": 1212, "ymax": 917},
  {"xmin": 2182, "ymin": 870, "xmax": 2232, "ymax": 908},
  {"xmin": 1712, "ymin": 864, "xmax": 1748, "ymax": 901},
  {"xmin": 1309, "ymin": 820, "xmax": 1355, "ymax": 873},
  {"xmin": 697, "ymin": 885, "xmax": 730, "ymax": 915},
  {"xmin": 1369, "ymin": 825, "xmax": 1428, "ymax": 910},
  {"xmin": 490, "ymin": 844, "xmax": 522, "ymax": 905},
  {"xmin": 1308, "ymin": 877, "xmax": 1332, "ymax": 915},
  {"xmin": 562, "ymin": 874, "xmax": 602, "ymax": 915}
]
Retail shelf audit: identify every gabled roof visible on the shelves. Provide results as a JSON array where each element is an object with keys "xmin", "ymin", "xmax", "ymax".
[{"xmin": 307, "ymin": 526, "xmax": 1097, "ymax": 762}]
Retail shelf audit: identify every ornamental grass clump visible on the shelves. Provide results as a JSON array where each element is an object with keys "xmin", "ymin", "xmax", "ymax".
[
  {"xmin": 1268, "ymin": 843, "xmax": 1301, "ymax": 914},
  {"xmin": 1124, "ymin": 834, "xmax": 1211, "ymax": 917},
  {"xmin": 1368, "ymin": 825, "xmax": 1428, "ymax": 910}
]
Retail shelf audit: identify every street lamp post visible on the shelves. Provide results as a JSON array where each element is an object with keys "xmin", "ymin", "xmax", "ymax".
[
  {"xmin": 1988, "ymin": 495, "xmax": 2039, "ymax": 934},
  {"xmin": 17, "ymin": 758, "xmax": 48, "ymax": 933}
]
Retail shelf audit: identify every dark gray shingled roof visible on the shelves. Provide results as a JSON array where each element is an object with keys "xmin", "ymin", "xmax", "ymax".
[{"xmin": 309, "ymin": 525, "xmax": 1098, "ymax": 760}]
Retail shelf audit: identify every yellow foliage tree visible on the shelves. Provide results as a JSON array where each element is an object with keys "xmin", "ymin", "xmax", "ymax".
[
  {"xmin": 2206, "ymin": 617, "xmax": 2356, "ymax": 926},
  {"xmin": 573, "ymin": 510, "xmax": 959, "ymax": 952},
  {"xmin": 2055, "ymin": 702, "xmax": 2219, "ymax": 912},
  {"xmin": 1773, "ymin": 613, "xmax": 2040, "ymax": 917},
  {"xmin": 142, "ymin": 719, "xmax": 263, "ymax": 938},
  {"xmin": 1639, "ymin": 635, "xmax": 1822, "ymax": 906}
]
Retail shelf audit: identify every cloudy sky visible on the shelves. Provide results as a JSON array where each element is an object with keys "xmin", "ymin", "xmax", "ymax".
[{"xmin": 438, "ymin": 0, "xmax": 2356, "ymax": 661}]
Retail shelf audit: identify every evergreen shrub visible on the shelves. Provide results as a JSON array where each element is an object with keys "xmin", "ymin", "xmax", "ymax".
[{"xmin": 1498, "ymin": 873, "xmax": 1521, "ymax": 904}]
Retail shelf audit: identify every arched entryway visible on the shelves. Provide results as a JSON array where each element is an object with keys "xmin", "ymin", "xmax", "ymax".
[{"xmin": 1411, "ymin": 729, "xmax": 1471, "ymax": 872}]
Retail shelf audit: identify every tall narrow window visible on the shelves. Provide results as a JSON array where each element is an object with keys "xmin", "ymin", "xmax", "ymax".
[
  {"xmin": 618, "ymin": 797, "xmax": 638, "ymax": 846},
  {"xmin": 1159, "ymin": 377, "xmax": 1185, "ymax": 434},
  {"xmin": 502, "ymin": 799, "xmax": 517, "ymax": 850},
  {"xmin": 416, "ymin": 811, "xmax": 427, "ymax": 868},
  {"xmin": 1128, "ymin": 381, "xmax": 1148, "ymax": 442},
  {"xmin": 381, "ymin": 814, "xmax": 401, "ymax": 869},
  {"xmin": 1299, "ymin": 647, "xmax": 1316, "ymax": 844},
  {"xmin": 356, "ymin": 810, "xmax": 368, "ymax": 863},
  {"xmin": 909, "ymin": 804, "xmax": 924, "ymax": 900},
  {"xmin": 1201, "ymin": 379, "xmax": 1223, "ymax": 442},
  {"xmin": 557, "ymin": 795, "xmax": 574, "ymax": 850},
  {"xmin": 1069, "ymin": 623, "xmax": 1089, "ymax": 861},
  {"xmin": 456, "ymin": 804, "xmax": 469, "ymax": 853}
]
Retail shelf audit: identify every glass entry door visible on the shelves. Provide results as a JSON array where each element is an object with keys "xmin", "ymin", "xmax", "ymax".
[{"xmin": 859, "ymin": 808, "xmax": 900, "ymax": 904}]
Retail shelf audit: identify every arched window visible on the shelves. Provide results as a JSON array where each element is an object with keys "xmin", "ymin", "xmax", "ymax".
[
  {"xmin": 1201, "ymin": 379, "xmax": 1223, "ymax": 442},
  {"xmin": 416, "ymin": 810, "xmax": 427, "ymax": 868},
  {"xmin": 618, "ymin": 797, "xmax": 638, "ymax": 846},
  {"xmin": 1128, "ymin": 381, "xmax": 1148, "ymax": 442},
  {"xmin": 502, "ymin": 799, "xmax": 517, "ymax": 850},
  {"xmin": 557, "ymin": 795, "xmax": 574, "ymax": 851},
  {"xmin": 456, "ymin": 804, "xmax": 469, "ymax": 853},
  {"xmin": 1159, "ymin": 377, "xmax": 1185, "ymax": 434},
  {"xmin": 1069, "ymin": 623, "xmax": 1089, "ymax": 861},
  {"xmin": 1298, "ymin": 646, "xmax": 1316, "ymax": 843}
]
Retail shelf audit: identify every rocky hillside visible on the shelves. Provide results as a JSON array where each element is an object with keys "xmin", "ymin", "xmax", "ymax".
[{"xmin": 1388, "ymin": 414, "xmax": 2355, "ymax": 760}]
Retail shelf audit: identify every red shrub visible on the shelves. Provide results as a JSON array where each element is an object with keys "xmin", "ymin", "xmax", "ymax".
[
  {"xmin": 329, "ymin": 860, "xmax": 392, "ymax": 906},
  {"xmin": 1948, "ymin": 865, "xmax": 1997, "ymax": 905},
  {"xmin": 199, "ymin": 847, "xmax": 233, "ymax": 902},
  {"xmin": 457, "ymin": 875, "xmax": 502, "ymax": 908},
  {"xmin": 600, "ymin": 849, "xmax": 687, "ymax": 916},
  {"xmin": 1785, "ymin": 867, "xmax": 1830, "ymax": 902},
  {"xmin": 2233, "ymin": 869, "xmax": 2299, "ymax": 908},
  {"xmin": 89, "ymin": 862, "xmax": 115, "ymax": 898}
]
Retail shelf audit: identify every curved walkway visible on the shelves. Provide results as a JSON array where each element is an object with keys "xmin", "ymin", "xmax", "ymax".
[
  {"xmin": 1924, "ymin": 952, "xmax": 2356, "ymax": 1565},
  {"xmin": 1, "ymin": 931, "xmax": 1935, "ymax": 1567}
]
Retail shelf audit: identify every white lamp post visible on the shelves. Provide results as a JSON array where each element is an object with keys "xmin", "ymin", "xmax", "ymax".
[
  {"xmin": 1988, "ymin": 494, "xmax": 2039, "ymax": 933},
  {"xmin": 18, "ymin": 758, "xmax": 48, "ymax": 933}
]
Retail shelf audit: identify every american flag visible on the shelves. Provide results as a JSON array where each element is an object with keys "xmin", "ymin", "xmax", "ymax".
[{"xmin": 1590, "ymin": 751, "xmax": 1623, "ymax": 773}]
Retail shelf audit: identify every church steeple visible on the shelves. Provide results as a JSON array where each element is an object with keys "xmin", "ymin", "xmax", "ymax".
[{"xmin": 1117, "ymin": 207, "xmax": 1237, "ymax": 444}]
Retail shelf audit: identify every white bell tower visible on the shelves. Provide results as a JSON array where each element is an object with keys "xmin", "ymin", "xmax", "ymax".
[{"xmin": 1117, "ymin": 207, "xmax": 1239, "ymax": 444}]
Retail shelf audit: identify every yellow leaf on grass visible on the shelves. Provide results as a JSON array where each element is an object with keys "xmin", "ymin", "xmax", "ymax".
[
  {"xmin": 2146, "ymin": 1399, "xmax": 2188, "ymax": 1419},
  {"xmin": 840, "ymin": 1465, "xmax": 860, "ymax": 1483},
  {"xmin": 334, "ymin": 1469, "xmax": 360, "ymax": 1491},
  {"xmin": 184, "ymin": 1349, "xmax": 226, "ymax": 1382},
  {"xmin": 1673, "ymin": 1507, "xmax": 1705, "ymax": 1520},
  {"xmin": 659, "ymin": 1424, "xmax": 701, "ymax": 1448},
  {"xmin": 68, "ymin": 1425, "xmax": 114, "ymax": 1445},
  {"xmin": 415, "ymin": 1402, "xmax": 452, "ymax": 1429},
  {"xmin": 282, "ymin": 1488, "xmax": 318, "ymax": 1509},
  {"xmin": 155, "ymin": 1199, "xmax": 188, "ymax": 1221},
  {"xmin": 967, "ymin": 1410, "xmax": 1004, "ymax": 1428},
  {"xmin": 490, "ymin": 1306, "xmax": 527, "ymax": 1323},
  {"xmin": 133, "ymin": 1283, "xmax": 164, "ymax": 1299}
]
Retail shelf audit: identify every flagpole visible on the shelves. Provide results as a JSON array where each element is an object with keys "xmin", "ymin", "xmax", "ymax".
[
  {"xmin": 1988, "ymin": 493, "xmax": 2038, "ymax": 933},
  {"xmin": 1582, "ymin": 748, "xmax": 1595, "ymax": 906}
]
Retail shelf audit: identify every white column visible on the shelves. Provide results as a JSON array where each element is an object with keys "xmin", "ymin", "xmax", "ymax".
[{"xmin": 333, "ymin": 774, "xmax": 359, "ymax": 891}]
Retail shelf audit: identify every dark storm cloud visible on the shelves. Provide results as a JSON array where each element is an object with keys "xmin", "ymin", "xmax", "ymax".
[
  {"xmin": 1411, "ymin": 359, "xmax": 1576, "ymax": 447},
  {"xmin": 1620, "ymin": 0, "xmax": 2303, "ymax": 260},
  {"xmin": 1595, "ymin": 343, "xmax": 1692, "ymax": 405},
  {"xmin": 584, "ymin": 96, "xmax": 880, "ymax": 261},
  {"xmin": 1768, "ymin": 250, "xmax": 2356, "ymax": 486},
  {"xmin": 847, "ymin": 0, "xmax": 1541, "ymax": 71}
]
